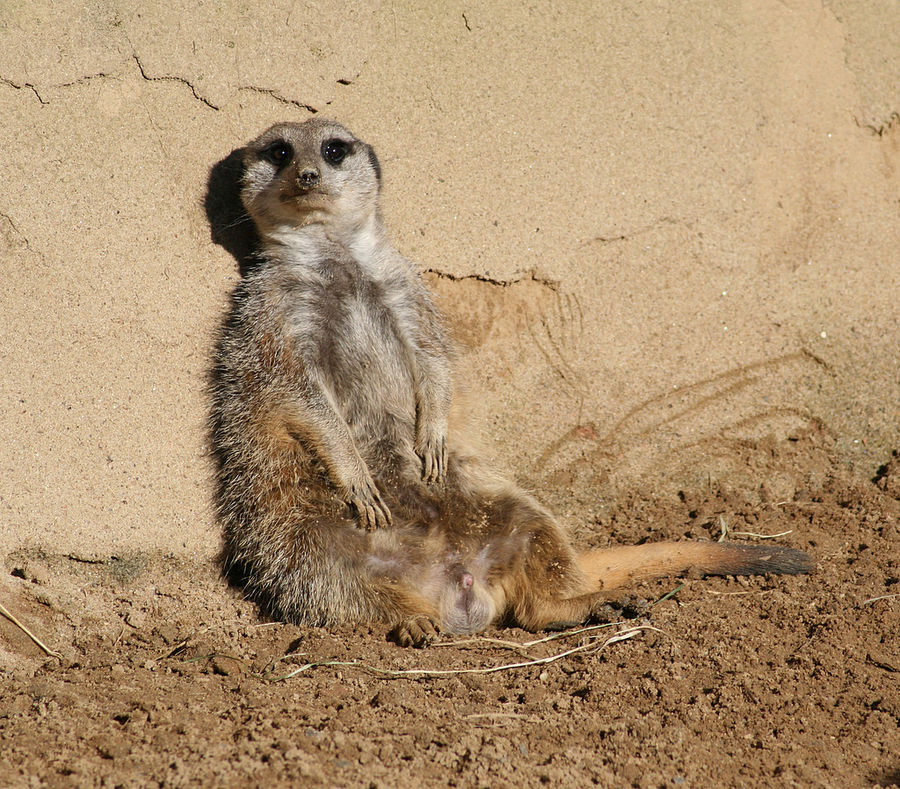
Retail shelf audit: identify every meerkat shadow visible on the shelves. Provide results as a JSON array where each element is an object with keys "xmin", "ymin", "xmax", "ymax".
[{"xmin": 204, "ymin": 147, "xmax": 262, "ymax": 277}]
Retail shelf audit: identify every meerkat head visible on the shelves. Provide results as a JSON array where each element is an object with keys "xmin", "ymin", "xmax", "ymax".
[{"xmin": 241, "ymin": 119, "xmax": 382, "ymax": 243}]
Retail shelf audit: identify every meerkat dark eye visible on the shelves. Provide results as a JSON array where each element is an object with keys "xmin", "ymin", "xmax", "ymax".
[
  {"xmin": 321, "ymin": 138, "xmax": 350, "ymax": 166},
  {"xmin": 263, "ymin": 141, "xmax": 292, "ymax": 167}
]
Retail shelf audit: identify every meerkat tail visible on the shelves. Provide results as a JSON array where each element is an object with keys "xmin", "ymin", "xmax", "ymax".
[{"xmin": 576, "ymin": 541, "xmax": 813, "ymax": 591}]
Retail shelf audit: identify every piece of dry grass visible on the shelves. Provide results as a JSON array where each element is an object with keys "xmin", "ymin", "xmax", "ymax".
[
  {"xmin": 431, "ymin": 620, "xmax": 627, "ymax": 651},
  {"xmin": 0, "ymin": 600, "xmax": 62, "ymax": 659},
  {"xmin": 267, "ymin": 624, "xmax": 661, "ymax": 682},
  {"xmin": 717, "ymin": 515, "xmax": 793, "ymax": 542},
  {"xmin": 465, "ymin": 712, "xmax": 543, "ymax": 727},
  {"xmin": 861, "ymin": 592, "xmax": 900, "ymax": 605}
]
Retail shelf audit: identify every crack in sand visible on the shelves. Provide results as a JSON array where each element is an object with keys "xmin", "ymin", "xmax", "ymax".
[
  {"xmin": 585, "ymin": 216, "xmax": 686, "ymax": 246},
  {"xmin": 0, "ymin": 76, "xmax": 49, "ymax": 105},
  {"xmin": 2, "ymin": 56, "xmax": 337, "ymax": 113},
  {"xmin": 0, "ymin": 211, "xmax": 32, "ymax": 251},
  {"xmin": 853, "ymin": 111, "xmax": 900, "ymax": 137},
  {"xmin": 236, "ymin": 85, "xmax": 317, "ymax": 113},
  {"xmin": 132, "ymin": 54, "xmax": 219, "ymax": 110},
  {"xmin": 2, "ymin": 58, "xmax": 217, "ymax": 110},
  {"xmin": 424, "ymin": 268, "xmax": 559, "ymax": 290}
]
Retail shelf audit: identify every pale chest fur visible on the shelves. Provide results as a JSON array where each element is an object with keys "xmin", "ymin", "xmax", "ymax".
[{"xmin": 270, "ymin": 240, "xmax": 423, "ymax": 450}]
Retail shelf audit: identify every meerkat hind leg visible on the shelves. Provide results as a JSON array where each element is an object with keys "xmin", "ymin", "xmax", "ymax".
[{"xmin": 512, "ymin": 589, "xmax": 647, "ymax": 632}]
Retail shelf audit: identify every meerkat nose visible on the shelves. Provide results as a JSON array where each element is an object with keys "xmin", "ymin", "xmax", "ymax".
[{"xmin": 298, "ymin": 168, "xmax": 320, "ymax": 188}]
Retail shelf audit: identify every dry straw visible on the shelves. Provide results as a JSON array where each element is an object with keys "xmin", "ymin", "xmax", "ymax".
[
  {"xmin": 267, "ymin": 622, "xmax": 664, "ymax": 682},
  {"xmin": 0, "ymin": 600, "xmax": 62, "ymax": 659}
]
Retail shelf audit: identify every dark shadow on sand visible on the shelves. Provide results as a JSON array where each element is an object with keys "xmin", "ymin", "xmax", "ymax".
[{"xmin": 203, "ymin": 147, "xmax": 261, "ymax": 277}]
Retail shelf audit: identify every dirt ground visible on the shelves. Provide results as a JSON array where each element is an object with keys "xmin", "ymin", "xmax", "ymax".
[
  {"xmin": 2, "ymin": 1, "xmax": 899, "ymax": 787},
  {"xmin": 2, "ymin": 430, "xmax": 899, "ymax": 787}
]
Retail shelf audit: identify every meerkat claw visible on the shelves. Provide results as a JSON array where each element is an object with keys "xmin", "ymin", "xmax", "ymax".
[
  {"xmin": 350, "ymin": 495, "xmax": 391, "ymax": 530},
  {"xmin": 392, "ymin": 616, "xmax": 439, "ymax": 648},
  {"xmin": 346, "ymin": 474, "xmax": 392, "ymax": 529},
  {"xmin": 417, "ymin": 435, "xmax": 446, "ymax": 484}
]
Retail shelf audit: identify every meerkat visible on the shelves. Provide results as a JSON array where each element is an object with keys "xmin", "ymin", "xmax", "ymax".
[{"xmin": 208, "ymin": 119, "xmax": 812, "ymax": 647}]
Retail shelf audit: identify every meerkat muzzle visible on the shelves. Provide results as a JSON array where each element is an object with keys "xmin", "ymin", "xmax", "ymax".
[{"xmin": 297, "ymin": 167, "xmax": 320, "ymax": 189}]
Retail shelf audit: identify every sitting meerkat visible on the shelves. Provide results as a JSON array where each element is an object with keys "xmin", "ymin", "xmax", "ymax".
[{"xmin": 208, "ymin": 119, "xmax": 811, "ymax": 646}]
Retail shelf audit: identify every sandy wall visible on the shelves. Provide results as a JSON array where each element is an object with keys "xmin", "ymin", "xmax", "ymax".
[{"xmin": 1, "ymin": 0, "xmax": 897, "ymax": 559}]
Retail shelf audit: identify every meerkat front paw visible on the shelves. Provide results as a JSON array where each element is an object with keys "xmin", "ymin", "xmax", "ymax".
[
  {"xmin": 415, "ymin": 432, "xmax": 447, "ymax": 484},
  {"xmin": 391, "ymin": 616, "xmax": 439, "ymax": 648},
  {"xmin": 345, "ymin": 477, "xmax": 392, "ymax": 530}
]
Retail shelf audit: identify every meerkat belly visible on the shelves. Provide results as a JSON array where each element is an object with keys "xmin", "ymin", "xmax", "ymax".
[
  {"xmin": 337, "ymin": 317, "xmax": 416, "ymax": 429},
  {"xmin": 314, "ymin": 294, "xmax": 419, "ymax": 454}
]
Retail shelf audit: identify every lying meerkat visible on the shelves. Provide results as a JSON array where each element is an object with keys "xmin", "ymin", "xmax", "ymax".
[{"xmin": 208, "ymin": 118, "xmax": 811, "ymax": 646}]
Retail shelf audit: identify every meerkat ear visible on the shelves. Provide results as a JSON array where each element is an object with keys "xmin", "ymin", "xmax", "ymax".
[{"xmin": 366, "ymin": 144, "xmax": 382, "ymax": 185}]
